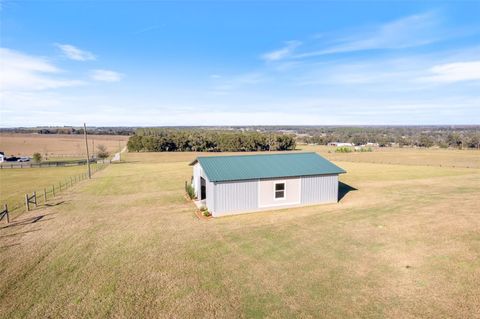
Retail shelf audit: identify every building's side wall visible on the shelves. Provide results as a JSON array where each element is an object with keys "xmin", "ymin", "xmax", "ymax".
[
  {"xmin": 213, "ymin": 180, "xmax": 258, "ymax": 217},
  {"xmin": 208, "ymin": 174, "xmax": 340, "ymax": 217},
  {"xmin": 192, "ymin": 163, "xmax": 202, "ymax": 199},
  {"xmin": 301, "ymin": 174, "xmax": 338, "ymax": 204},
  {"xmin": 205, "ymin": 178, "xmax": 215, "ymax": 213},
  {"xmin": 258, "ymin": 177, "xmax": 301, "ymax": 208},
  {"xmin": 193, "ymin": 163, "xmax": 215, "ymax": 212}
]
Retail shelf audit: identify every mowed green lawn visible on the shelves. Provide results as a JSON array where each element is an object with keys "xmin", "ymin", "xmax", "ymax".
[{"xmin": 0, "ymin": 151, "xmax": 479, "ymax": 318}]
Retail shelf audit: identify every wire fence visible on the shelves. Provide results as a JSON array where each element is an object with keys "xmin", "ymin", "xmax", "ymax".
[
  {"xmin": 1, "ymin": 163, "xmax": 109, "ymax": 223},
  {"xmin": 0, "ymin": 159, "xmax": 111, "ymax": 169}
]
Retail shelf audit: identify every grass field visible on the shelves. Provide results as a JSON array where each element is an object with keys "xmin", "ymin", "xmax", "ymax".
[
  {"xmin": 299, "ymin": 144, "xmax": 480, "ymax": 169},
  {"xmin": 0, "ymin": 164, "xmax": 101, "ymax": 218},
  {"xmin": 0, "ymin": 133, "xmax": 128, "ymax": 157},
  {"xmin": 0, "ymin": 150, "xmax": 479, "ymax": 318}
]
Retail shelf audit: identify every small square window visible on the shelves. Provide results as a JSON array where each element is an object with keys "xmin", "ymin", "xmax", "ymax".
[{"xmin": 275, "ymin": 183, "xmax": 285, "ymax": 199}]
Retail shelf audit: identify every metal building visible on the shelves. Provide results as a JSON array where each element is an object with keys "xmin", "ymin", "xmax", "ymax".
[{"xmin": 189, "ymin": 152, "xmax": 346, "ymax": 217}]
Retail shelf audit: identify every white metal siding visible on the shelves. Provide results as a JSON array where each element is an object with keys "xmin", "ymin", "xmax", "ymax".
[
  {"xmin": 213, "ymin": 180, "xmax": 258, "ymax": 216},
  {"xmin": 192, "ymin": 163, "xmax": 202, "ymax": 199},
  {"xmin": 206, "ymin": 178, "xmax": 215, "ymax": 212},
  {"xmin": 194, "ymin": 160, "xmax": 340, "ymax": 216},
  {"xmin": 258, "ymin": 177, "xmax": 301, "ymax": 208},
  {"xmin": 301, "ymin": 174, "xmax": 338, "ymax": 204}
]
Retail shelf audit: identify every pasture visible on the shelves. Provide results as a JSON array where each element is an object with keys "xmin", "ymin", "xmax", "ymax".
[
  {"xmin": 0, "ymin": 133, "xmax": 128, "ymax": 157},
  {"xmin": 300, "ymin": 144, "xmax": 480, "ymax": 169},
  {"xmin": 0, "ymin": 164, "xmax": 102, "ymax": 219},
  {"xmin": 0, "ymin": 149, "xmax": 479, "ymax": 318}
]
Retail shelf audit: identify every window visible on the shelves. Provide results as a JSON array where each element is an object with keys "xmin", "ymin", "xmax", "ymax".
[{"xmin": 275, "ymin": 183, "xmax": 285, "ymax": 199}]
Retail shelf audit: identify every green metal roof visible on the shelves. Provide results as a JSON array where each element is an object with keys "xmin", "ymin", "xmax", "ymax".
[{"xmin": 190, "ymin": 152, "xmax": 345, "ymax": 182}]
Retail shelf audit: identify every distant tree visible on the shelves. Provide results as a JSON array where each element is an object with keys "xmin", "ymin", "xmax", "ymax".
[
  {"xmin": 96, "ymin": 144, "xmax": 110, "ymax": 159},
  {"xmin": 417, "ymin": 134, "xmax": 434, "ymax": 148},
  {"xmin": 467, "ymin": 133, "xmax": 480, "ymax": 149},
  {"xmin": 32, "ymin": 152, "xmax": 42, "ymax": 163},
  {"xmin": 446, "ymin": 133, "xmax": 463, "ymax": 149},
  {"xmin": 351, "ymin": 134, "xmax": 368, "ymax": 146},
  {"xmin": 126, "ymin": 129, "xmax": 295, "ymax": 152}
]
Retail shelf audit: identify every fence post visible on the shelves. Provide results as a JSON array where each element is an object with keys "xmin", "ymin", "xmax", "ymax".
[
  {"xmin": 25, "ymin": 194, "xmax": 30, "ymax": 211},
  {"xmin": 1, "ymin": 204, "xmax": 9, "ymax": 224},
  {"xmin": 44, "ymin": 188, "xmax": 47, "ymax": 203},
  {"xmin": 52, "ymin": 184, "xmax": 55, "ymax": 197},
  {"xmin": 33, "ymin": 192, "xmax": 37, "ymax": 207},
  {"xmin": 4, "ymin": 204, "xmax": 8, "ymax": 224}
]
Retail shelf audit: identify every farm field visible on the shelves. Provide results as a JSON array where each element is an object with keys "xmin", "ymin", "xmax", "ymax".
[
  {"xmin": 0, "ymin": 149, "xmax": 479, "ymax": 318},
  {"xmin": 0, "ymin": 133, "xmax": 128, "ymax": 157}
]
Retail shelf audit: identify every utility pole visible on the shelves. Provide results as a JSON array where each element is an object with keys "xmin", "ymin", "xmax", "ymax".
[{"xmin": 84, "ymin": 123, "xmax": 91, "ymax": 179}]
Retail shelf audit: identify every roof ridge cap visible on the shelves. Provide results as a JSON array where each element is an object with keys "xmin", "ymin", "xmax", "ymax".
[{"xmin": 197, "ymin": 151, "xmax": 316, "ymax": 160}]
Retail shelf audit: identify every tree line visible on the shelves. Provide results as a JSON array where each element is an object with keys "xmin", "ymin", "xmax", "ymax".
[
  {"xmin": 295, "ymin": 126, "xmax": 480, "ymax": 149},
  {"xmin": 127, "ymin": 129, "xmax": 296, "ymax": 152},
  {"xmin": 0, "ymin": 127, "xmax": 134, "ymax": 135}
]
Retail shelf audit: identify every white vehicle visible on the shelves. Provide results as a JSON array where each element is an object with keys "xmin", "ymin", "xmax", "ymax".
[{"xmin": 17, "ymin": 157, "xmax": 31, "ymax": 162}]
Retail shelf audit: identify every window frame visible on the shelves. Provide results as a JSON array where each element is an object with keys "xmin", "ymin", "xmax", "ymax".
[{"xmin": 274, "ymin": 181, "xmax": 286, "ymax": 200}]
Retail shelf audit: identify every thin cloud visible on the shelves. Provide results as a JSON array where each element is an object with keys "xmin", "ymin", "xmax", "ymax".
[
  {"xmin": 419, "ymin": 61, "xmax": 480, "ymax": 83},
  {"xmin": 56, "ymin": 43, "xmax": 96, "ymax": 61},
  {"xmin": 262, "ymin": 41, "xmax": 301, "ymax": 61},
  {"xmin": 0, "ymin": 48, "xmax": 84, "ymax": 91},
  {"xmin": 265, "ymin": 11, "xmax": 447, "ymax": 61},
  {"xmin": 90, "ymin": 69, "xmax": 124, "ymax": 82},
  {"xmin": 209, "ymin": 72, "xmax": 265, "ymax": 95},
  {"xmin": 132, "ymin": 24, "xmax": 162, "ymax": 35},
  {"xmin": 302, "ymin": 12, "xmax": 441, "ymax": 57}
]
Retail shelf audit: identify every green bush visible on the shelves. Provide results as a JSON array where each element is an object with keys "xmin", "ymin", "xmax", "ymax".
[
  {"xmin": 356, "ymin": 147, "xmax": 373, "ymax": 152},
  {"xmin": 185, "ymin": 184, "xmax": 196, "ymax": 199},
  {"xmin": 335, "ymin": 146, "xmax": 353, "ymax": 153},
  {"xmin": 32, "ymin": 152, "xmax": 42, "ymax": 163},
  {"xmin": 202, "ymin": 210, "xmax": 211, "ymax": 217}
]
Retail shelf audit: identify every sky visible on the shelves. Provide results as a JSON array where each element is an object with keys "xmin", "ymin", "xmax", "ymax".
[{"xmin": 0, "ymin": 1, "xmax": 479, "ymax": 127}]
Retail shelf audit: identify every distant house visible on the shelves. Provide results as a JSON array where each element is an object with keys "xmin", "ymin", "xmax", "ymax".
[
  {"xmin": 189, "ymin": 152, "xmax": 346, "ymax": 217},
  {"xmin": 0, "ymin": 152, "xmax": 4, "ymax": 163},
  {"xmin": 328, "ymin": 142, "xmax": 354, "ymax": 147}
]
